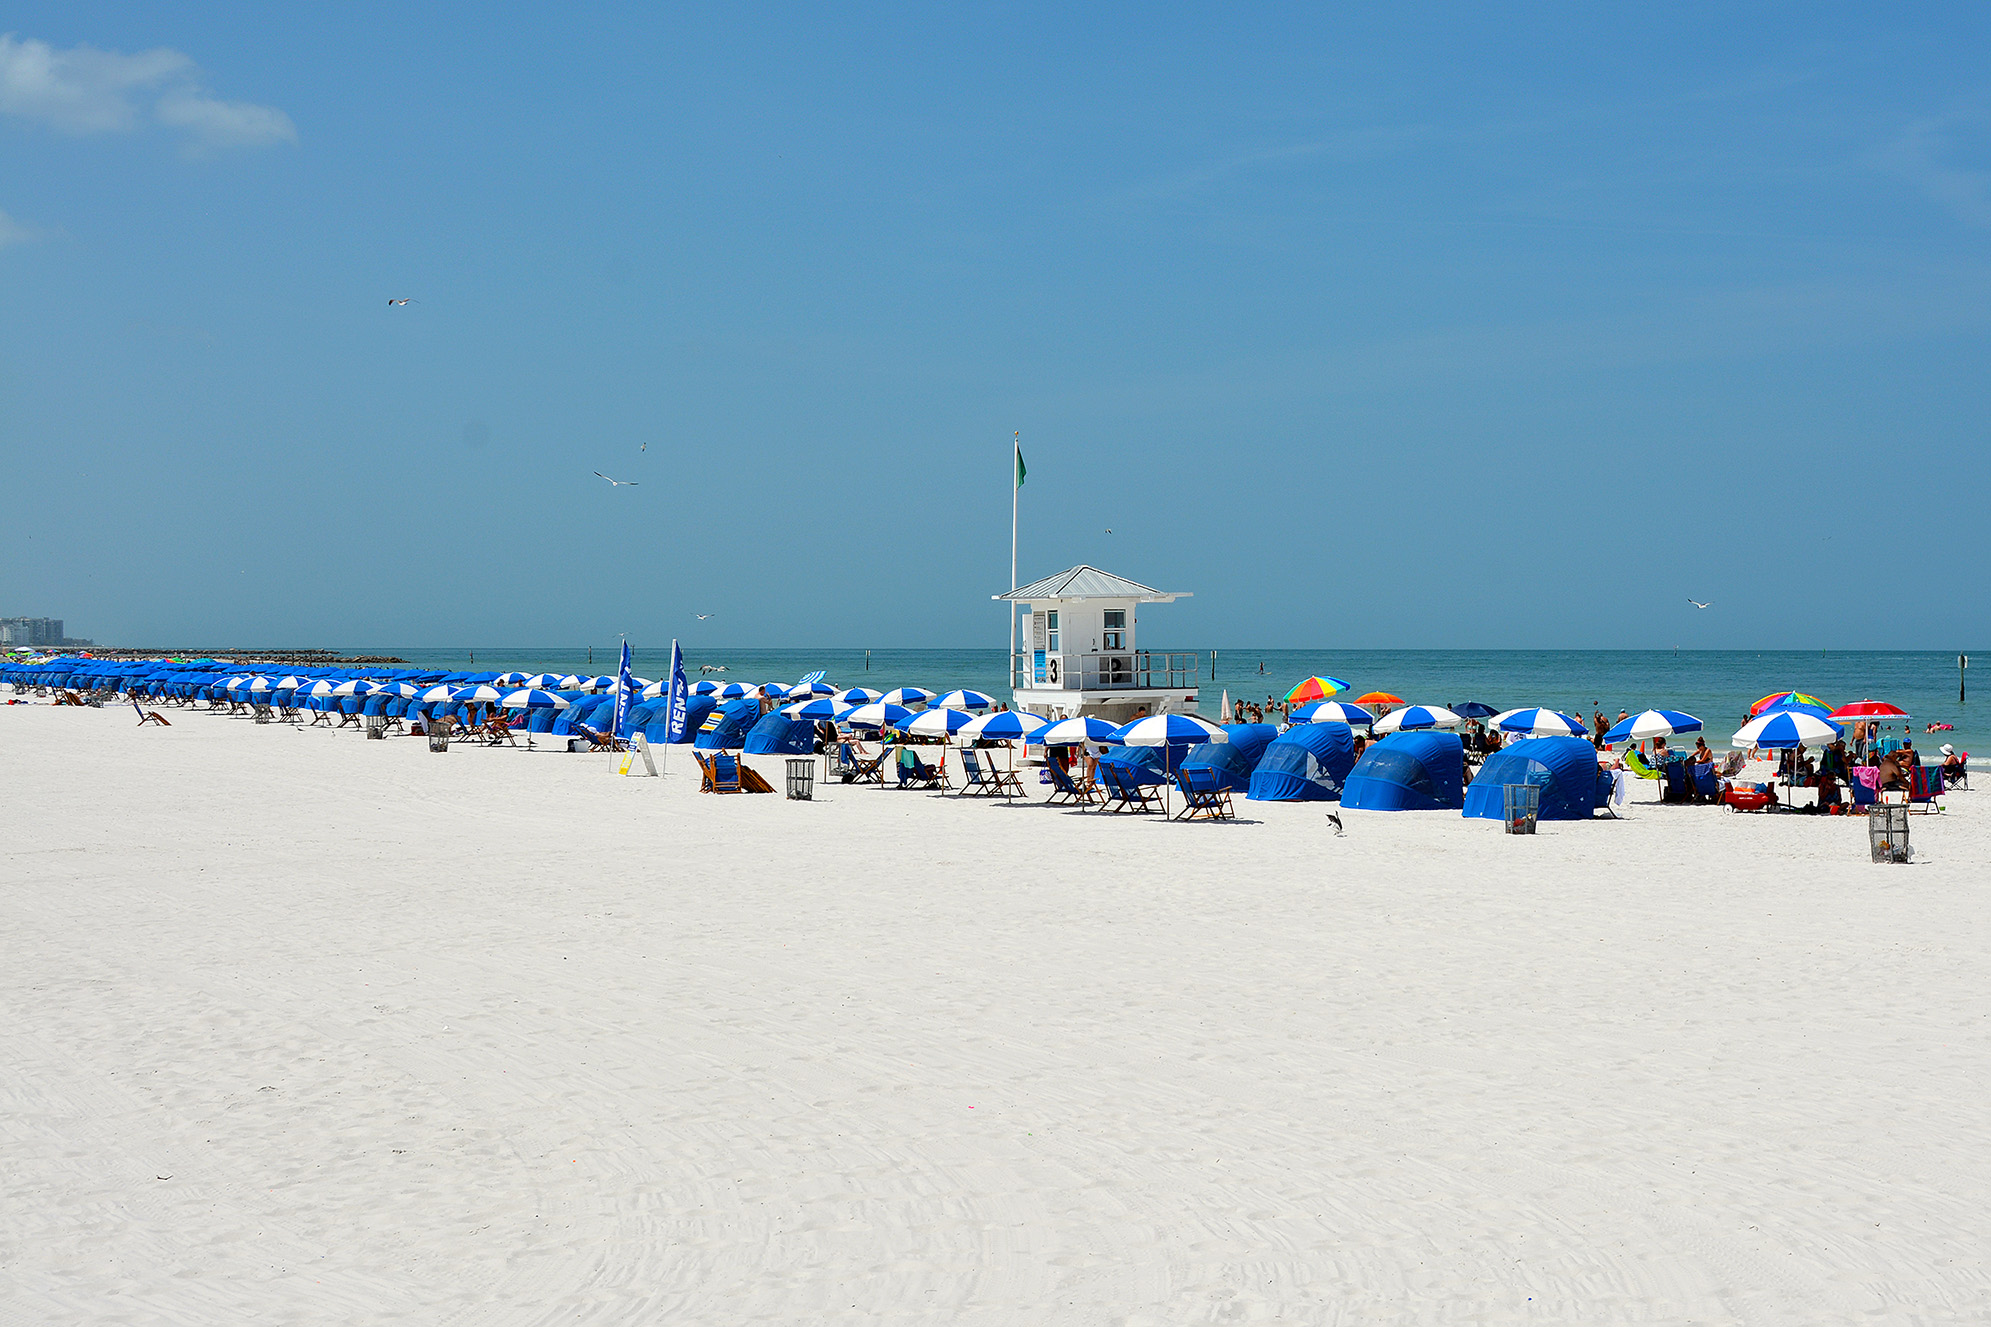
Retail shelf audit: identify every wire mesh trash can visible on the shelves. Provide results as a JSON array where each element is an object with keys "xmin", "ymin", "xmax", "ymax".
[
  {"xmin": 785, "ymin": 757, "xmax": 815, "ymax": 801},
  {"xmin": 1869, "ymin": 803, "xmax": 1911, "ymax": 863},
  {"xmin": 366, "ymin": 715, "xmax": 388, "ymax": 740},
  {"xmin": 427, "ymin": 720, "xmax": 450, "ymax": 753},
  {"xmin": 1503, "ymin": 783, "xmax": 1540, "ymax": 834}
]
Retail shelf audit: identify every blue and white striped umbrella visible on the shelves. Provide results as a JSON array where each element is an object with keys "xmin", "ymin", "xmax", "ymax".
[
  {"xmin": 842, "ymin": 701, "xmax": 915, "ymax": 730},
  {"xmin": 782, "ymin": 698, "xmax": 847, "ymax": 722},
  {"xmin": 557, "ymin": 674, "xmax": 586, "ymax": 689},
  {"xmin": 931, "ymin": 689, "xmax": 994, "ymax": 711},
  {"xmin": 714, "ymin": 681, "xmax": 756, "ymax": 699},
  {"xmin": 1734, "ymin": 710, "xmax": 1841, "ymax": 749},
  {"xmin": 790, "ymin": 681, "xmax": 838, "ymax": 697},
  {"xmin": 459, "ymin": 684, "xmax": 505, "ymax": 703},
  {"xmin": 691, "ymin": 679, "xmax": 722, "ymax": 695},
  {"xmin": 243, "ymin": 676, "xmax": 274, "ymax": 693},
  {"xmin": 1496, "ymin": 708, "xmax": 1589, "ymax": 739},
  {"xmin": 419, "ymin": 684, "xmax": 462, "ymax": 703},
  {"xmin": 760, "ymin": 683, "xmax": 792, "ymax": 700},
  {"xmin": 960, "ymin": 710, "xmax": 1049, "ymax": 742},
  {"xmin": 521, "ymin": 674, "xmax": 563, "ymax": 688},
  {"xmin": 903, "ymin": 706, "xmax": 975, "ymax": 738},
  {"xmin": 330, "ymin": 679, "xmax": 382, "ymax": 697},
  {"xmin": 1115, "ymin": 713, "xmax": 1227, "ymax": 745},
  {"xmin": 379, "ymin": 682, "xmax": 426, "ymax": 699},
  {"xmin": 834, "ymin": 687, "xmax": 882, "ymax": 705},
  {"xmin": 500, "ymin": 688, "xmax": 569, "ymax": 709},
  {"xmin": 272, "ymin": 676, "xmax": 308, "ymax": 690},
  {"xmin": 1293, "ymin": 701, "xmax": 1375, "ymax": 726},
  {"xmin": 640, "ymin": 680, "xmax": 664, "ymax": 699},
  {"xmin": 1602, "ymin": 709, "xmax": 1703, "ymax": 744},
  {"xmin": 1038, "ymin": 715, "xmax": 1123, "ymax": 745},
  {"xmin": 492, "ymin": 672, "xmax": 530, "ymax": 686},
  {"xmin": 878, "ymin": 687, "xmax": 933, "ymax": 706},
  {"xmin": 1371, "ymin": 704, "xmax": 1464, "ymax": 733},
  {"xmin": 301, "ymin": 680, "xmax": 342, "ymax": 698}
]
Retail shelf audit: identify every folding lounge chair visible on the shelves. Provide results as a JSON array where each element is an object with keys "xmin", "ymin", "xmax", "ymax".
[
  {"xmin": 1690, "ymin": 763, "xmax": 1721, "ymax": 802},
  {"xmin": 1045, "ymin": 761, "xmax": 1099, "ymax": 807},
  {"xmin": 896, "ymin": 749, "xmax": 944, "ymax": 789},
  {"xmin": 1173, "ymin": 766, "xmax": 1233, "ymax": 821},
  {"xmin": 845, "ymin": 745, "xmax": 887, "ymax": 785},
  {"xmin": 1098, "ymin": 763, "xmax": 1164, "ymax": 814},
  {"xmin": 956, "ymin": 750, "xmax": 1004, "ymax": 797},
  {"xmin": 697, "ymin": 751, "xmax": 742, "ymax": 793},
  {"xmin": 1908, "ymin": 766, "xmax": 1945, "ymax": 813},
  {"xmin": 132, "ymin": 702, "xmax": 170, "ymax": 726}
]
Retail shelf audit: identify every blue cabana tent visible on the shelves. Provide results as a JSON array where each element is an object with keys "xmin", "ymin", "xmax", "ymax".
[
  {"xmin": 743, "ymin": 711, "xmax": 815, "ymax": 755},
  {"xmin": 1178, "ymin": 724, "xmax": 1278, "ymax": 791},
  {"xmin": 694, "ymin": 698, "xmax": 762, "ymax": 750},
  {"xmin": 647, "ymin": 694, "xmax": 715, "ymax": 745},
  {"xmin": 1462, "ymin": 736, "xmax": 1606, "ymax": 822},
  {"xmin": 1094, "ymin": 743, "xmax": 1175, "ymax": 786},
  {"xmin": 1247, "ymin": 721, "xmax": 1358, "ymax": 801},
  {"xmin": 1342, "ymin": 731, "xmax": 1465, "ymax": 811}
]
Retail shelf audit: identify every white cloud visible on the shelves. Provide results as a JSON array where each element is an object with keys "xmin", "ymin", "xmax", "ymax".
[
  {"xmin": 156, "ymin": 89, "xmax": 295, "ymax": 149},
  {"xmin": 0, "ymin": 32, "xmax": 292, "ymax": 149},
  {"xmin": 0, "ymin": 207, "xmax": 36, "ymax": 246},
  {"xmin": 1876, "ymin": 112, "xmax": 1991, "ymax": 229}
]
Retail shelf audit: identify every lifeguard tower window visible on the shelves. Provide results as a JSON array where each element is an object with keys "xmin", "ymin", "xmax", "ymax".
[
  {"xmin": 1102, "ymin": 609, "xmax": 1126, "ymax": 651},
  {"xmin": 1047, "ymin": 612, "xmax": 1060, "ymax": 651}
]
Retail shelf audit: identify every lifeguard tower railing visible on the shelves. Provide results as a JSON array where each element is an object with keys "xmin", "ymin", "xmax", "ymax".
[{"xmin": 1011, "ymin": 650, "xmax": 1203, "ymax": 691}]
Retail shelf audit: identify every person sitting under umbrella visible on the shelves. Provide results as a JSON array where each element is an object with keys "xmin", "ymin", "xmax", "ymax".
[{"xmin": 1878, "ymin": 748, "xmax": 1909, "ymax": 791}]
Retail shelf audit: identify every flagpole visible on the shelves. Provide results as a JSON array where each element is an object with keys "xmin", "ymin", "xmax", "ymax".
[{"xmin": 1009, "ymin": 431, "xmax": 1019, "ymax": 690}]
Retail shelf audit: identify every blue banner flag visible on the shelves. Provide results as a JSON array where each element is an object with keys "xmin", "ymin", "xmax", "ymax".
[
  {"xmin": 612, "ymin": 639, "xmax": 634, "ymax": 739},
  {"xmin": 664, "ymin": 639, "xmax": 689, "ymax": 743}
]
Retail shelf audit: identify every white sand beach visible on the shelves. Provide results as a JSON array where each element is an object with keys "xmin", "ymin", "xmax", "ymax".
[{"xmin": 5, "ymin": 703, "xmax": 1989, "ymax": 1324}]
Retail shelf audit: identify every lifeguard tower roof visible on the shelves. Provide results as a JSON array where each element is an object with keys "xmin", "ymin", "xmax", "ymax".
[{"xmin": 993, "ymin": 565, "xmax": 1189, "ymax": 603}]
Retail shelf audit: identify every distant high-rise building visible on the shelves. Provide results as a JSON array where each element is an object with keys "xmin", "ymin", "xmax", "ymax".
[{"xmin": 1, "ymin": 617, "xmax": 69, "ymax": 647}]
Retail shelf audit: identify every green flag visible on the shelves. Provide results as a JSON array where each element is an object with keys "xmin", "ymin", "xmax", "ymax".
[{"xmin": 1015, "ymin": 445, "xmax": 1026, "ymax": 489}]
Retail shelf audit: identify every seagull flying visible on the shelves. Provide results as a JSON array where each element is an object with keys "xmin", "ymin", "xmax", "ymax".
[
  {"xmin": 640, "ymin": 441, "xmax": 647, "ymax": 452},
  {"xmin": 1104, "ymin": 528, "xmax": 1113, "ymax": 534},
  {"xmin": 387, "ymin": 298, "xmax": 416, "ymax": 306},
  {"xmin": 695, "ymin": 614, "xmax": 713, "ymax": 620},
  {"xmin": 594, "ymin": 472, "xmax": 638, "ymax": 487},
  {"xmin": 1688, "ymin": 599, "xmax": 1711, "ymax": 609}
]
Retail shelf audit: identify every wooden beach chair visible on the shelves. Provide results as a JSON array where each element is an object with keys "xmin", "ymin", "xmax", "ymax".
[
  {"xmin": 1173, "ymin": 766, "xmax": 1234, "ymax": 821},
  {"xmin": 895, "ymin": 748, "xmax": 945, "ymax": 789},
  {"xmin": 738, "ymin": 761, "xmax": 776, "ymax": 793},
  {"xmin": 697, "ymin": 751, "xmax": 742, "ymax": 793},
  {"xmin": 846, "ymin": 745, "xmax": 888, "ymax": 786},
  {"xmin": 1045, "ymin": 760, "xmax": 1099, "ymax": 806},
  {"xmin": 1097, "ymin": 763, "xmax": 1164, "ymax": 814},
  {"xmin": 132, "ymin": 702, "xmax": 171, "ymax": 726},
  {"xmin": 956, "ymin": 750, "xmax": 1007, "ymax": 797},
  {"xmin": 1908, "ymin": 766, "xmax": 1945, "ymax": 813}
]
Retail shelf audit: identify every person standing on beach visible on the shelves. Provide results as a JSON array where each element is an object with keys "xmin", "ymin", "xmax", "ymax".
[{"xmin": 1593, "ymin": 709, "xmax": 1608, "ymax": 745}]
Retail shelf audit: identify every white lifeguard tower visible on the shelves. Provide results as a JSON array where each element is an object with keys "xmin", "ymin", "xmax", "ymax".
[{"xmin": 994, "ymin": 565, "xmax": 1202, "ymax": 722}]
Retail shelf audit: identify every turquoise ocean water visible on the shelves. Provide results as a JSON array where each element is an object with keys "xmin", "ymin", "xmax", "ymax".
[{"xmin": 368, "ymin": 646, "xmax": 1981, "ymax": 756}]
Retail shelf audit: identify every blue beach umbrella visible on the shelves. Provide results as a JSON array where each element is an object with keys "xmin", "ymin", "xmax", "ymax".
[
  {"xmin": 834, "ymin": 687, "xmax": 882, "ymax": 705},
  {"xmin": 1496, "ymin": 708, "xmax": 1589, "ymax": 739},
  {"xmin": 1116, "ymin": 713, "xmax": 1227, "ymax": 746},
  {"xmin": 419, "ymin": 684, "xmax": 462, "ymax": 703},
  {"xmin": 790, "ymin": 681, "xmax": 838, "ymax": 697},
  {"xmin": 459, "ymin": 685, "xmax": 505, "ymax": 703},
  {"xmin": 691, "ymin": 679, "xmax": 722, "ymax": 695},
  {"xmin": 1371, "ymin": 705, "xmax": 1464, "ymax": 734},
  {"xmin": 903, "ymin": 706, "xmax": 975, "ymax": 738},
  {"xmin": 491, "ymin": 672, "xmax": 530, "ymax": 686},
  {"xmin": 960, "ymin": 710, "xmax": 1049, "ymax": 742},
  {"xmin": 714, "ymin": 681, "xmax": 756, "ymax": 699},
  {"xmin": 500, "ymin": 688, "xmax": 570, "ymax": 709},
  {"xmin": 1039, "ymin": 715, "xmax": 1123, "ymax": 745},
  {"xmin": 1451, "ymin": 701, "xmax": 1498, "ymax": 719},
  {"xmin": 1733, "ymin": 710, "xmax": 1841, "ymax": 749},
  {"xmin": 842, "ymin": 701, "xmax": 915, "ymax": 730},
  {"xmin": 760, "ymin": 683, "xmax": 792, "ymax": 700},
  {"xmin": 1293, "ymin": 701, "xmax": 1375, "ymax": 727},
  {"xmin": 1603, "ymin": 709, "xmax": 1703, "ymax": 744},
  {"xmin": 781, "ymin": 698, "xmax": 847, "ymax": 722},
  {"xmin": 931, "ymin": 689, "xmax": 995, "ymax": 711},
  {"xmin": 878, "ymin": 687, "xmax": 934, "ymax": 707}
]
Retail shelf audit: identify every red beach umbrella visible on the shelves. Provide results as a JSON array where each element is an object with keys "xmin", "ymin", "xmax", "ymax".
[{"xmin": 1828, "ymin": 699, "xmax": 1910, "ymax": 720}]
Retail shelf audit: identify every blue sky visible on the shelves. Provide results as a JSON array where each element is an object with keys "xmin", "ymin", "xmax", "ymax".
[{"xmin": 3, "ymin": 4, "xmax": 1987, "ymax": 651}]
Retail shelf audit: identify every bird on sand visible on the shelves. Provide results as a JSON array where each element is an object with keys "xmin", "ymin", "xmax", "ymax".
[
  {"xmin": 594, "ymin": 472, "xmax": 638, "ymax": 487},
  {"xmin": 1688, "ymin": 599, "xmax": 1711, "ymax": 609},
  {"xmin": 387, "ymin": 298, "xmax": 416, "ymax": 306},
  {"xmin": 1326, "ymin": 811, "xmax": 1344, "ymax": 836}
]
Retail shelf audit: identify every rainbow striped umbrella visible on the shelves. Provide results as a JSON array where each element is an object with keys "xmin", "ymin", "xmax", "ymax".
[
  {"xmin": 1283, "ymin": 675, "xmax": 1352, "ymax": 703},
  {"xmin": 1749, "ymin": 691, "xmax": 1829, "ymax": 716}
]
